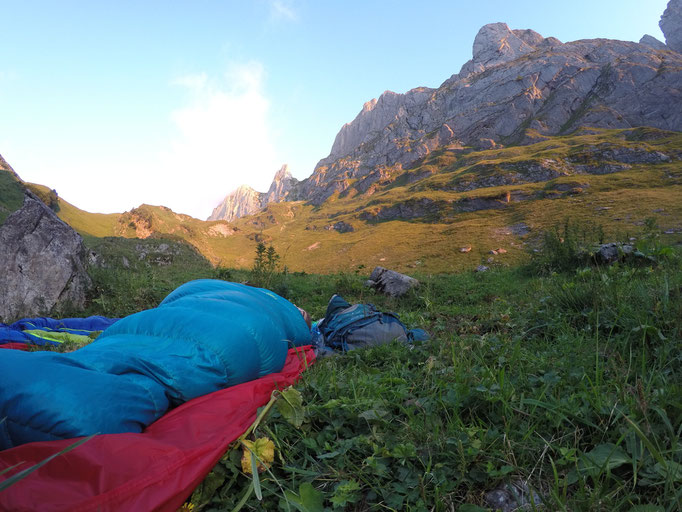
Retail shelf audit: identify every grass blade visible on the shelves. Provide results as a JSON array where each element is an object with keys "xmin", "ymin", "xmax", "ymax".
[
  {"xmin": 0, "ymin": 434, "xmax": 96, "ymax": 491},
  {"xmin": 250, "ymin": 451, "xmax": 262, "ymax": 500}
]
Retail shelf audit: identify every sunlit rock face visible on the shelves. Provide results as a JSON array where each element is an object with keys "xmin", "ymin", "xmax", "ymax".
[
  {"xmin": 208, "ymin": 165, "xmax": 298, "ymax": 221},
  {"xmin": 296, "ymin": 7, "xmax": 682, "ymax": 205},
  {"xmin": 639, "ymin": 34, "xmax": 667, "ymax": 50},
  {"xmin": 216, "ymin": 1, "xmax": 682, "ymax": 211},
  {"xmin": 264, "ymin": 165, "xmax": 297, "ymax": 204},
  {"xmin": 660, "ymin": 0, "xmax": 682, "ymax": 52},
  {"xmin": 208, "ymin": 185, "xmax": 263, "ymax": 222}
]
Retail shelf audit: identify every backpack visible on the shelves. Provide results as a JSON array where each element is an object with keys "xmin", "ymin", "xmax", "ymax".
[{"xmin": 316, "ymin": 295, "xmax": 429, "ymax": 352}]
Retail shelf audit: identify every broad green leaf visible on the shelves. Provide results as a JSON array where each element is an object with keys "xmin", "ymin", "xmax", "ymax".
[
  {"xmin": 276, "ymin": 387, "xmax": 305, "ymax": 428},
  {"xmin": 330, "ymin": 479, "xmax": 361, "ymax": 508},
  {"xmin": 653, "ymin": 460, "xmax": 682, "ymax": 482},
  {"xmin": 358, "ymin": 408, "xmax": 388, "ymax": 421},
  {"xmin": 284, "ymin": 482, "xmax": 325, "ymax": 512},
  {"xmin": 457, "ymin": 505, "xmax": 488, "ymax": 512},
  {"xmin": 189, "ymin": 465, "xmax": 228, "ymax": 507},
  {"xmin": 391, "ymin": 443, "xmax": 417, "ymax": 459},
  {"xmin": 579, "ymin": 443, "xmax": 631, "ymax": 475}
]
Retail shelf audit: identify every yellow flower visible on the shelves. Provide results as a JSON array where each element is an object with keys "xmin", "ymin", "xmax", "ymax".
[
  {"xmin": 241, "ymin": 437, "xmax": 275, "ymax": 474},
  {"xmin": 177, "ymin": 503, "xmax": 194, "ymax": 511}
]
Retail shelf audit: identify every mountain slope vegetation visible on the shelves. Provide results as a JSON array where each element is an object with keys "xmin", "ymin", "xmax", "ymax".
[{"xmin": 4, "ymin": 129, "xmax": 675, "ymax": 274}]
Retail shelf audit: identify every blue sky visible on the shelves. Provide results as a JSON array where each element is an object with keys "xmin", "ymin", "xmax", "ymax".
[{"xmin": 0, "ymin": 0, "xmax": 670, "ymax": 219}]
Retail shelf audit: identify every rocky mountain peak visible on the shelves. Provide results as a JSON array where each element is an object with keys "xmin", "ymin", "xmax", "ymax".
[
  {"xmin": 265, "ymin": 164, "xmax": 298, "ymax": 204},
  {"xmin": 661, "ymin": 0, "xmax": 682, "ymax": 52},
  {"xmin": 459, "ymin": 23, "xmax": 562, "ymax": 77},
  {"xmin": 362, "ymin": 98, "xmax": 378, "ymax": 113},
  {"xmin": 208, "ymin": 184, "xmax": 262, "ymax": 222},
  {"xmin": 208, "ymin": 164, "xmax": 299, "ymax": 222},
  {"xmin": 212, "ymin": 1, "xmax": 682, "ymax": 216},
  {"xmin": 639, "ymin": 34, "xmax": 668, "ymax": 50},
  {"xmin": 326, "ymin": 87, "xmax": 434, "ymax": 162},
  {"xmin": 472, "ymin": 23, "xmax": 537, "ymax": 68}
]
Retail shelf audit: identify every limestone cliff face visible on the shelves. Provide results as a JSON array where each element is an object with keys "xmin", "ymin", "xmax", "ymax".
[
  {"xmin": 296, "ymin": 3, "xmax": 682, "ymax": 205},
  {"xmin": 661, "ymin": 0, "xmax": 682, "ymax": 52},
  {"xmin": 265, "ymin": 164, "xmax": 298, "ymax": 203},
  {"xmin": 216, "ymin": 1, "xmax": 682, "ymax": 210},
  {"xmin": 208, "ymin": 165, "xmax": 298, "ymax": 221},
  {"xmin": 208, "ymin": 185, "xmax": 263, "ymax": 222}
]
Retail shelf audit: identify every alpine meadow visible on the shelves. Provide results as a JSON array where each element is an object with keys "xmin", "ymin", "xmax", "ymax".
[{"xmin": 1, "ymin": 1, "xmax": 681, "ymax": 511}]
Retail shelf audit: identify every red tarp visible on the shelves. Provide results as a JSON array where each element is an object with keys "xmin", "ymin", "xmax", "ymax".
[{"xmin": 0, "ymin": 346, "xmax": 315, "ymax": 512}]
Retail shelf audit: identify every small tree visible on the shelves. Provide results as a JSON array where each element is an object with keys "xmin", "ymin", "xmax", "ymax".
[{"xmin": 252, "ymin": 243, "xmax": 280, "ymax": 289}]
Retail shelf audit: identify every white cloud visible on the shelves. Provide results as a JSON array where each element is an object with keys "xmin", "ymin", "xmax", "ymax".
[
  {"xmin": 171, "ymin": 72, "xmax": 208, "ymax": 90},
  {"xmin": 156, "ymin": 61, "xmax": 282, "ymax": 220},
  {"xmin": 269, "ymin": 0, "xmax": 297, "ymax": 22},
  {"xmin": 2, "ymin": 63, "xmax": 284, "ymax": 221}
]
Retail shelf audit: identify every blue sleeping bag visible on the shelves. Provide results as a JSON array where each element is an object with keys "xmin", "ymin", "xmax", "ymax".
[{"xmin": 0, "ymin": 280, "xmax": 311, "ymax": 450}]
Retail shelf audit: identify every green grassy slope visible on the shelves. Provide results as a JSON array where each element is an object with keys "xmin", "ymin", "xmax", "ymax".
[
  {"xmin": 83, "ymin": 235, "xmax": 217, "ymax": 317},
  {"xmin": 5, "ymin": 128, "xmax": 680, "ymax": 274},
  {"xmin": 222, "ymin": 128, "xmax": 682, "ymax": 273},
  {"xmin": 0, "ymin": 164, "xmax": 26, "ymax": 225},
  {"xmin": 25, "ymin": 183, "xmax": 120, "ymax": 237}
]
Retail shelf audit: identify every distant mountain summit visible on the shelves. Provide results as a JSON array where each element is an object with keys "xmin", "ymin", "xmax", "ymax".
[{"xmin": 207, "ymin": 165, "xmax": 298, "ymax": 222}]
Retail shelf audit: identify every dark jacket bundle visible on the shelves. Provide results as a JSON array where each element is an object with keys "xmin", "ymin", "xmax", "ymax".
[{"xmin": 316, "ymin": 294, "xmax": 429, "ymax": 352}]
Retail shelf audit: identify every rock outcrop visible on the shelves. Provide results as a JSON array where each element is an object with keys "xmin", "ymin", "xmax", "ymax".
[
  {"xmin": 265, "ymin": 164, "xmax": 298, "ymax": 203},
  {"xmin": 660, "ymin": 0, "xmax": 682, "ymax": 52},
  {"xmin": 365, "ymin": 267, "xmax": 419, "ymax": 297},
  {"xmin": 0, "ymin": 191, "xmax": 92, "ymax": 322},
  {"xmin": 639, "ymin": 34, "xmax": 667, "ymax": 50},
  {"xmin": 208, "ymin": 184, "xmax": 264, "ymax": 222},
  {"xmin": 208, "ymin": 164, "xmax": 298, "ymax": 222}
]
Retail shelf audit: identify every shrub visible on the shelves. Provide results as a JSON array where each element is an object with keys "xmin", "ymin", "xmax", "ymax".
[
  {"xmin": 530, "ymin": 219, "xmax": 604, "ymax": 273},
  {"xmin": 250, "ymin": 243, "xmax": 282, "ymax": 290}
]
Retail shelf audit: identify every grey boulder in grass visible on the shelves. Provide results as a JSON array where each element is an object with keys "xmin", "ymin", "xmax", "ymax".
[{"xmin": 364, "ymin": 267, "xmax": 419, "ymax": 297}]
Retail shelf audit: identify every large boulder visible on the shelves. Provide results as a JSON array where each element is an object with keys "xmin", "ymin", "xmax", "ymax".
[
  {"xmin": 365, "ymin": 267, "xmax": 419, "ymax": 297},
  {"xmin": 0, "ymin": 191, "xmax": 92, "ymax": 322}
]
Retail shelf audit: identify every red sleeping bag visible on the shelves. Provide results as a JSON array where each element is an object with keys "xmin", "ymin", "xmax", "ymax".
[{"xmin": 0, "ymin": 346, "xmax": 315, "ymax": 511}]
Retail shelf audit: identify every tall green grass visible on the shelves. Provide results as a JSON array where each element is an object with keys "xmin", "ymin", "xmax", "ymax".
[
  {"xmin": 184, "ymin": 246, "xmax": 681, "ymax": 511},
  {"xmin": 26, "ymin": 229, "xmax": 682, "ymax": 510}
]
